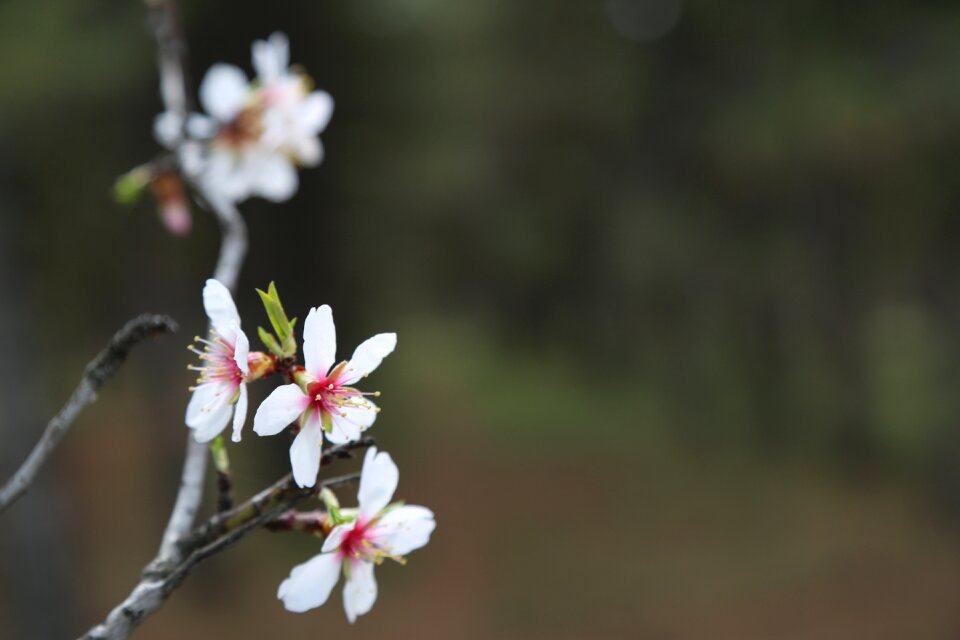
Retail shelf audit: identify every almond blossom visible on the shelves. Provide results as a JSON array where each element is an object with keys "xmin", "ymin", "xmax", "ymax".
[
  {"xmin": 154, "ymin": 32, "xmax": 333, "ymax": 205},
  {"xmin": 277, "ymin": 447, "xmax": 435, "ymax": 622},
  {"xmin": 253, "ymin": 305, "xmax": 396, "ymax": 488},
  {"xmin": 185, "ymin": 279, "xmax": 250, "ymax": 443}
]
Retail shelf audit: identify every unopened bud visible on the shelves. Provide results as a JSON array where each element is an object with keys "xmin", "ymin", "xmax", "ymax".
[
  {"xmin": 245, "ymin": 351, "xmax": 277, "ymax": 382},
  {"xmin": 319, "ymin": 487, "xmax": 340, "ymax": 511},
  {"xmin": 150, "ymin": 172, "xmax": 192, "ymax": 236}
]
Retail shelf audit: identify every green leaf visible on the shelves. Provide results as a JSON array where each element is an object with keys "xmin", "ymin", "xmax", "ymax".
[
  {"xmin": 258, "ymin": 326, "xmax": 283, "ymax": 357},
  {"xmin": 282, "ymin": 316, "xmax": 298, "ymax": 355},
  {"xmin": 113, "ymin": 166, "xmax": 150, "ymax": 205},
  {"xmin": 256, "ymin": 282, "xmax": 293, "ymax": 340}
]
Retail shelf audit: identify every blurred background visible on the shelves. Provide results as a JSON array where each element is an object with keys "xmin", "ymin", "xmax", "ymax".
[{"xmin": 4, "ymin": 0, "xmax": 960, "ymax": 638}]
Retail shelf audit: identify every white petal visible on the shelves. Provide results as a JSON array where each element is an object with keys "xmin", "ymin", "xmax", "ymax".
[
  {"xmin": 325, "ymin": 398, "xmax": 377, "ymax": 445},
  {"xmin": 338, "ymin": 333, "xmax": 396, "ymax": 385},
  {"xmin": 231, "ymin": 383, "xmax": 249, "ymax": 442},
  {"xmin": 252, "ymin": 32, "xmax": 290, "ymax": 83},
  {"xmin": 153, "ymin": 111, "xmax": 182, "ymax": 148},
  {"xmin": 203, "ymin": 279, "xmax": 241, "ymax": 337},
  {"xmin": 177, "ymin": 140, "xmax": 205, "ymax": 178},
  {"xmin": 202, "ymin": 151, "xmax": 252, "ymax": 204},
  {"xmin": 278, "ymin": 552, "xmax": 342, "ymax": 613},
  {"xmin": 233, "ymin": 327, "xmax": 250, "ymax": 375},
  {"xmin": 342, "ymin": 398, "xmax": 378, "ymax": 430},
  {"xmin": 303, "ymin": 305, "xmax": 336, "ymax": 377},
  {"xmin": 371, "ymin": 505, "xmax": 436, "ymax": 556},
  {"xmin": 293, "ymin": 134, "xmax": 323, "ymax": 167},
  {"xmin": 186, "ymin": 114, "xmax": 218, "ymax": 139},
  {"xmin": 185, "ymin": 382, "xmax": 233, "ymax": 442},
  {"xmin": 199, "ymin": 64, "xmax": 250, "ymax": 122},
  {"xmin": 321, "ymin": 523, "xmax": 354, "ymax": 554},
  {"xmin": 253, "ymin": 384, "xmax": 308, "ymax": 436},
  {"xmin": 357, "ymin": 447, "xmax": 398, "ymax": 518},
  {"xmin": 290, "ymin": 411, "xmax": 324, "ymax": 488},
  {"xmin": 251, "ymin": 153, "xmax": 298, "ymax": 202},
  {"xmin": 301, "ymin": 91, "xmax": 334, "ymax": 134},
  {"xmin": 343, "ymin": 561, "xmax": 378, "ymax": 623},
  {"xmin": 326, "ymin": 411, "xmax": 363, "ymax": 446}
]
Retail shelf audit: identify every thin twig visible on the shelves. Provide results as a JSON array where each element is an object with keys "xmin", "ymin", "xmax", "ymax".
[
  {"xmin": 155, "ymin": 192, "xmax": 247, "ymax": 567},
  {"xmin": 146, "ymin": 0, "xmax": 191, "ymax": 128},
  {"xmin": 0, "ymin": 314, "xmax": 178, "ymax": 515},
  {"xmin": 177, "ymin": 439, "xmax": 373, "ymax": 552},
  {"xmin": 265, "ymin": 509, "xmax": 331, "ymax": 534},
  {"xmin": 80, "ymin": 440, "xmax": 372, "ymax": 640}
]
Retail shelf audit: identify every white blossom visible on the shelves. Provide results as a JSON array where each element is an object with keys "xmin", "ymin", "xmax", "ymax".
[
  {"xmin": 185, "ymin": 279, "xmax": 250, "ymax": 443},
  {"xmin": 154, "ymin": 33, "xmax": 333, "ymax": 205},
  {"xmin": 277, "ymin": 447, "xmax": 435, "ymax": 621},
  {"xmin": 254, "ymin": 305, "xmax": 395, "ymax": 488}
]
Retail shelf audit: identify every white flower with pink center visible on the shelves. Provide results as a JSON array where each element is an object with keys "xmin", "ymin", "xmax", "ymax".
[
  {"xmin": 253, "ymin": 305, "xmax": 396, "ymax": 488},
  {"xmin": 277, "ymin": 447, "xmax": 435, "ymax": 621},
  {"xmin": 185, "ymin": 279, "xmax": 250, "ymax": 443},
  {"xmin": 154, "ymin": 32, "xmax": 333, "ymax": 205}
]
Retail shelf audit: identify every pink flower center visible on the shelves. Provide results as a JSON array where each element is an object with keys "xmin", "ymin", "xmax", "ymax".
[
  {"xmin": 216, "ymin": 107, "xmax": 264, "ymax": 149},
  {"xmin": 189, "ymin": 332, "xmax": 243, "ymax": 387},
  {"xmin": 336, "ymin": 518, "xmax": 406, "ymax": 567},
  {"xmin": 306, "ymin": 367, "xmax": 377, "ymax": 420},
  {"xmin": 338, "ymin": 520, "xmax": 373, "ymax": 561}
]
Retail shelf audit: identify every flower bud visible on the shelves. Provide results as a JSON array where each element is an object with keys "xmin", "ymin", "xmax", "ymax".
[
  {"xmin": 150, "ymin": 172, "xmax": 192, "ymax": 236},
  {"xmin": 245, "ymin": 351, "xmax": 276, "ymax": 382}
]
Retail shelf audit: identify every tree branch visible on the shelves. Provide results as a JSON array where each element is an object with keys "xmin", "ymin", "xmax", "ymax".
[
  {"xmin": 264, "ymin": 509, "xmax": 331, "ymax": 535},
  {"xmin": 0, "ymin": 314, "xmax": 178, "ymax": 515},
  {"xmin": 154, "ymin": 188, "xmax": 247, "ymax": 567},
  {"xmin": 146, "ymin": 0, "xmax": 250, "ymax": 569},
  {"xmin": 145, "ymin": 0, "xmax": 191, "ymax": 129},
  {"xmin": 80, "ymin": 439, "xmax": 372, "ymax": 640},
  {"xmin": 179, "ymin": 440, "xmax": 371, "ymax": 554}
]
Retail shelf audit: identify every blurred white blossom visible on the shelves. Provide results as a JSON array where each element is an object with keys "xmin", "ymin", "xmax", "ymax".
[{"xmin": 154, "ymin": 33, "xmax": 333, "ymax": 205}]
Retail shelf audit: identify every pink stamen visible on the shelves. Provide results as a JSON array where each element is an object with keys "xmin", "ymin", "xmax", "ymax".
[
  {"xmin": 306, "ymin": 372, "xmax": 376, "ymax": 424},
  {"xmin": 190, "ymin": 332, "xmax": 244, "ymax": 386}
]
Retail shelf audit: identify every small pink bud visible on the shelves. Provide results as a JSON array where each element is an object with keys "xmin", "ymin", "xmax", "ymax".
[
  {"xmin": 246, "ymin": 351, "xmax": 277, "ymax": 382},
  {"xmin": 150, "ymin": 172, "xmax": 192, "ymax": 236}
]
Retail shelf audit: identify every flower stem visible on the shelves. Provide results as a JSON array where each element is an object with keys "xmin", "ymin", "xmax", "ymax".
[{"xmin": 209, "ymin": 436, "xmax": 233, "ymax": 512}]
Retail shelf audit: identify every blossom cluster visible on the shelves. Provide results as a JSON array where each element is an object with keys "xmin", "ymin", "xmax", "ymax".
[
  {"xmin": 186, "ymin": 279, "xmax": 434, "ymax": 621},
  {"xmin": 153, "ymin": 31, "xmax": 435, "ymax": 623},
  {"xmin": 154, "ymin": 32, "xmax": 333, "ymax": 208}
]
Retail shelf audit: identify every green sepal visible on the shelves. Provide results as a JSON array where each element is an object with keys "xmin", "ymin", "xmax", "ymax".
[
  {"xmin": 321, "ymin": 411, "xmax": 333, "ymax": 434},
  {"xmin": 328, "ymin": 505, "xmax": 343, "ymax": 524},
  {"xmin": 322, "ymin": 497, "xmax": 356, "ymax": 526}
]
